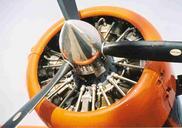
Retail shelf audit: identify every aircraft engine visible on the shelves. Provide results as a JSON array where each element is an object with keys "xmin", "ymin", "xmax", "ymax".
[{"xmin": 26, "ymin": 6, "xmax": 176, "ymax": 127}]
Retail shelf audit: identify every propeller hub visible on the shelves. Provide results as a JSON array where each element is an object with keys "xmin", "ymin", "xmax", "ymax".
[{"xmin": 59, "ymin": 20, "xmax": 102, "ymax": 65}]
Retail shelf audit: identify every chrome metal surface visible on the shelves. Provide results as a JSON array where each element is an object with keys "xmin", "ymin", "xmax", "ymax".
[{"xmin": 59, "ymin": 20, "xmax": 102, "ymax": 65}]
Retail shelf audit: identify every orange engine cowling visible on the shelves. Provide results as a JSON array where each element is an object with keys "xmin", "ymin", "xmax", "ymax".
[{"xmin": 27, "ymin": 6, "xmax": 176, "ymax": 127}]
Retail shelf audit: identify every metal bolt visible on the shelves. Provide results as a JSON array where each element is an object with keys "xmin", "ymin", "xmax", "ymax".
[
  {"xmin": 107, "ymin": 77, "xmax": 126, "ymax": 96},
  {"xmin": 75, "ymin": 85, "xmax": 86, "ymax": 112},
  {"xmin": 98, "ymin": 83, "xmax": 111, "ymax": 106}
]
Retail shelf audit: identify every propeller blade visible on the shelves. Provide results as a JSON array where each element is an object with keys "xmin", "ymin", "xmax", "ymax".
[
  {"xmin": 103, "ymin": 41, "xmax": 182, "ymax": 62},
  {"xmin": 2, "ymin": 62, "xmax": 72, "ymax": 128},
  {"xmin": 57, "ymin": 0, "xmax": 80, "ymax": 20}
]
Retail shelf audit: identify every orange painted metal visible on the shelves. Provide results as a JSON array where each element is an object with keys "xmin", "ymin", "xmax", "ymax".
[
  {"xmin": 26, "ymin": 6, "xmax": 176, "ymax": 127},
  {"xmin": 18, "ymin": 126, "xmax": 47, "ymax": 128}
]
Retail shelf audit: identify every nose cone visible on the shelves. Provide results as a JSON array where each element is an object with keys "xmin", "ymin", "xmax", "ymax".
[{"xmin": 59, "ymin": 20, "xmax": 102, "ymax": 65}]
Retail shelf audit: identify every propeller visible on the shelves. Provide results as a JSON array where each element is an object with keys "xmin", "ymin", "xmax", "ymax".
[
  {"xmin": 57, "ymin": 0, "xmax": 80, "ymax": 20},
  {"xmin": 102, "ymin": 41, "xmax": 182, "ymax": 62},
  {"xmin": 2, "ymin": 62, "xmax": 72, "ymax": 128}
]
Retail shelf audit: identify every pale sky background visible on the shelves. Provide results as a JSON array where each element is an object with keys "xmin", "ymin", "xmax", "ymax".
[{"xmin": 0, "ymin": 0, "xmax": 182, "ymax": 127}]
